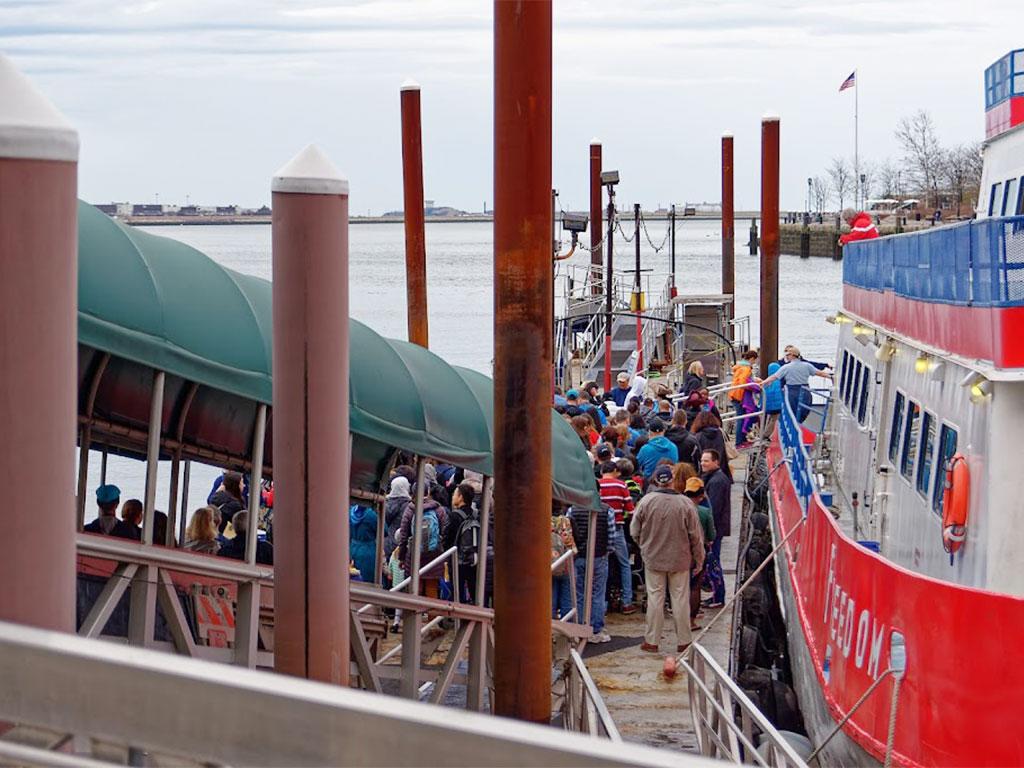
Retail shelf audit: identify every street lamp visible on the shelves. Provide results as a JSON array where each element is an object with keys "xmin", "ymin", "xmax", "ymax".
[
  {"xmin": 859, "ymin": 173, "xmax": 866, "ymax": 210},
  {"xmin": 807, "ymin": 177, "xmax": 813, "ymax": 216}
]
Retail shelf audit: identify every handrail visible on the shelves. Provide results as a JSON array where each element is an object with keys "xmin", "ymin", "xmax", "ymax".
[
  {"xmin": 681, "ymin": 643, "xmax": 808, "ymax": 767},
  {"xmin": 0, "ymin": 619, "xmax": 696, "ymax": 767},
  {"xmin": 563, "ymin": 648, "xmax": 622, "ymax": 742}
]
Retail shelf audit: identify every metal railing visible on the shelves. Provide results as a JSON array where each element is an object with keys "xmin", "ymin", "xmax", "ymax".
[
  {"xmin": 681, "ymin": 643, "xmax": 809, "ymax": 767},
  {"xmin": 0, "ymin": 619, "xmax": 698, "ymax": 767},
  {"xmin": 562, "ymin": 648, "xmax": 622, "ymax": 742}
]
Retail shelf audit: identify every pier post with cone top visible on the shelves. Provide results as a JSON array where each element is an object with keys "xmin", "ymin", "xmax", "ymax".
[
  {"xmin": 271, "ymin": 145, "xmax": 351, "ymax": 684},
  {"xmin": 0, "ymin": 54, "xmax": 78, "ymax": 632},
  {"xmin": 760, "ymin": 115, "xmax": 781, "ymax": 372},
  {"xmin": 493, "ymin": 0, "xmax": 552, "ymax": 723},
  {"xmin": 721, "ymin": 133, "xmax": 735, "ymax": 339},
  {"xmin": 590, "ymin": 138, "xmax": 602, "ymax": 295},
  {"xmin": 400, "ymin": 80, "xmax": 428, "ymax": 349}
]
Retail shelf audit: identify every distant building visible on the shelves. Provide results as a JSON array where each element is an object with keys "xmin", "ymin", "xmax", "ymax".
[
  {"xmin": 216, "ymin": 205, "xmax": 239, "ymax": 216},
  {"xmin": 424, "ymin": 199, "xmax": 435, "ymax": 215},
  {"xmin": 179, "ymin": 205, "xmax": 200, "ymax": 216},
  {"xmin": 132, "ymin": 204, "xmax": 163, "ymax": 216}
]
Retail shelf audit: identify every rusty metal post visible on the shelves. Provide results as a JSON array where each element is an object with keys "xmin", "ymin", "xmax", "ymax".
[
  {"xmin": 634, "ymin": 203, "xmax": 642, "ymax": 371},
  {"xmin": 401, "ymin": 80, "xmax": 428, "ymax": 349},
  {"xmin": 272, "ymin": 145, "xmax": 351, "ymax": 684},
  {"xmin": 670, "ymin": 204, "xmax": 677, "ymax": 296},
  {"xmin": 590, "ymin": 139, "xmax": 602, "ymax": 295},
  {"xmin": 0, "ymin": 54, "xmax": 78, "ymax": 632},
  {"xmin": 722, "ymin": 133, "xmax": 735, "ymax": 339},
  {"xmin": 604, "ymin": 191, "xmax": 615, "ymax": 391},
  {"xmin": 493, "ymin": 0, "xmax": 552, "ymax": 724},
  {"xmin": 760, "ymin": 116, "xmax": 780, "ymax": 373}
]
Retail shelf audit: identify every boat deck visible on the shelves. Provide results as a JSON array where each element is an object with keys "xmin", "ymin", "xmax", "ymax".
[{"xmin": 585, "ymin": 458, "xmax": 746, "ymax": 752}]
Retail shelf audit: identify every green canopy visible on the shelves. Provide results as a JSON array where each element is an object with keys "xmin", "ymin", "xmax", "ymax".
[{"xmin": 77, "ymin": 201, "xmax": 600, "ymax": 508}]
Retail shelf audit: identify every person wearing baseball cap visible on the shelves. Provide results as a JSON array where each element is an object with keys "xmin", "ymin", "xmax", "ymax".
[
  {"xmin": 629, "ymin": 463, "xmax": 705, "ymax": 653},
  {"xmin": 84, "ymin": 484, "xmax": 136, "ymax": 540},
  {"xmin": 683, "ymin": 477, "xmax": 716, "ymax": 630},
  {"xmin": 611, "ymin": 371, "xmax": 632, "ymax": 407}
]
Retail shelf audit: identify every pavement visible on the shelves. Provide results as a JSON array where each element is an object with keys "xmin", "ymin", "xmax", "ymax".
[{"xmin": 583, "ymin": 459, "xmax": 747, "ymax": 752}]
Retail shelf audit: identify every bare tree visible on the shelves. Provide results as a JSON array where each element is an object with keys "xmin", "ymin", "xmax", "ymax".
[
  {"xmin": 811, "ymin": 176, "xmax": 831, "ymax": 214},
  {"xmin": 875, "ymin": 159, "xmax": 902, "ymax": 199},
  {"xmin": 940, "ymin": 142, "xmax": 984, "ymax": 217},
  {"xmin": 828, "ymin": 157, "xmax": 853, "ymax": 211},
  {"xmin": 895, "ymin": 110, "xmax": 942, "ymax": 207}
]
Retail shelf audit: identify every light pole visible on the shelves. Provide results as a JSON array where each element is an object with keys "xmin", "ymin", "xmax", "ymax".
[{"xmin": 807, "ymin": 177, "xmax": 812, "ymax": 215}]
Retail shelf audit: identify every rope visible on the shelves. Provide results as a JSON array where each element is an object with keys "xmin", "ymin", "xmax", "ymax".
[
  {"xmin": 884, "ymin": 672, "xmax": 902, "ymax": 767},
  {"xmin": 806, "ymin": 668, "xmax": 899, "ymax": 764}
]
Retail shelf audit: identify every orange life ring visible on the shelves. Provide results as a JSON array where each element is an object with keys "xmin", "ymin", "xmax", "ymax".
[{"xmin": 941, "ymin": 453, "xmax": 969, "ymax": 554}]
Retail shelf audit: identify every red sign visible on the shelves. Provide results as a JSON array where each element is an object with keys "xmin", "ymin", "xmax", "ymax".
[{"xmin": 768, "ymin": 439, "xmax": 1024, "ymax": 766}]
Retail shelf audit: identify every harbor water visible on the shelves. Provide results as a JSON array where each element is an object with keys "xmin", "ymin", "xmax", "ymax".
[{"xmin": 83, "ymin": 219, "xmax": 843, "ymax": 519}]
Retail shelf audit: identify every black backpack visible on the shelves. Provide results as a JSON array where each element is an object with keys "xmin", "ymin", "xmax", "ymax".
[{"xmin": 456, "ymin": 515, "xmax": 481, "ymax": 567}]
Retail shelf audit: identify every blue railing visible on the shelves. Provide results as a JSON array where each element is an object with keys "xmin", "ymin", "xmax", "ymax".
[
  {"xmin": 843, "ymin": 216, "xmax": 1024, "ymax": 307},
  {"xmin": 777, "ymin": 387, "xmax": 816, "ymax": 515}
]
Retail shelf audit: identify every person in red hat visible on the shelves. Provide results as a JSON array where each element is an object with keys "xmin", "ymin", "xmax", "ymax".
[{"xmin": 839, "ymin": 207, "xmax": 879, "ymax": 244}]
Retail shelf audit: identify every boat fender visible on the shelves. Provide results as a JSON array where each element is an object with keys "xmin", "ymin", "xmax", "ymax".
[{"xmin": 941, "ymin": 453, "xmax": 969, "ymax": 555}]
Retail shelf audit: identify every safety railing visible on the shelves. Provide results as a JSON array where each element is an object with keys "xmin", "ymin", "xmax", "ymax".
[
  {"xmin": 561, "ymin": 648, "xmax": 622, "ymax": 742},
  {"xmin": 778, "ymin": 388, "xmax": 815, "ymax": 514},
  {"xmin": 681, "ymin": 643, "xmax": 808, "ymax": 767},
  {"xmin": 0, "ymin": 619, "xmax": 698, "ymax": 768}
]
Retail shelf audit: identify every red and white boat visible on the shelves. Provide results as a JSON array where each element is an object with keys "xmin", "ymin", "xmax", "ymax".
[{"xmin": 767, "ymin": 48, "xmax": 1024, "ymax": 766}]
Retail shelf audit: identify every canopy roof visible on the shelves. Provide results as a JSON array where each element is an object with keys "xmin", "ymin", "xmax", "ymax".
[{"xmin": 77, "ymin": 201, "xmax": 600, "ymax": 509}]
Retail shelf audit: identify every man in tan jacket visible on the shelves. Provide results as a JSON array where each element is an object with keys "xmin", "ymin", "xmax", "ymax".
[{"xmin": 630, "ymin": 464, "xmax": 706, "ymax": 653}]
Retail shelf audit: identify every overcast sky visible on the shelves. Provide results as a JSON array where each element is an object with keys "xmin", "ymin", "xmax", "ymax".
[{"xmin": 3, "ymin": 0, "xmax": 1020, "ymax": 213}]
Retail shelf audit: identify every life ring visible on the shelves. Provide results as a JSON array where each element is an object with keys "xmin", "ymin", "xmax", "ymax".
[{"xmin": 941, "ymin": 453, "xmax": 969, "ymax": 554}]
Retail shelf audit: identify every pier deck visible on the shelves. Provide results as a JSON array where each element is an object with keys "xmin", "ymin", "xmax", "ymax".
[{"xmin": 584, "ymin": 459, "xmax": 747, "ymax": 752}]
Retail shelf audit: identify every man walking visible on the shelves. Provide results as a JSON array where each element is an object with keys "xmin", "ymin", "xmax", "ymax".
[
  {"xmin": 630, "ymin": 465, "xmax": 705, "ymax": 653},
  {"xmin": 700, "ymin": 449, "xmax": 731, "ymax": 609}
]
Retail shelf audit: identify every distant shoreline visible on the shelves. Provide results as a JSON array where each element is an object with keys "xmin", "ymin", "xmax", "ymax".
[{"xmin": 125, "ymin": 211, "xmax": 761, "ymax": 227}]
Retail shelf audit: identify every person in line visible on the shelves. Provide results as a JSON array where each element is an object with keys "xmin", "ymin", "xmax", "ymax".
[
  {"xmin": 551, "ymin": 508, "xmax": 576, "ymax": 620},
  {"xmin": 636, "ymin": 419, "xmax": 679, "ymax": 478},
  {"xmin": 665, "ymin": 410, "xmax": 700, "ymax": 469},
  {"xmin": 218, "ymin": 511, "xmax": 273, "ymax": 565},
  {"xmin": 383, "ymin": 475, "xmax": 411, "ymax": 573},
  {"xmin": 729, "ymin": 349, "xmax": 760, "ymax": 447},
  {"xmin": 611, "ymin": 371, "xmax": 633, "ymax": 407},
  {"xmin": 569, "ymin": 503, "xmax": 612, "ymax": 643},
  {"xmin": 760, "ymin": 346, "xmax": 833, "ymax": 423},
  {"xmin": 626, "ymin": 373, "xmax": 648, "ymax": 408},
  {"xmin": 682, "ymin": 478, "xmax": 716, "ymax": 630},
  {"xmin": 681, "ymin": 360, "xmax": 705, "ymax": 396},
  {"xmin": 209, "ymin": 471, "xmax": 246, "ymax": 532},
  {"xmin": 183, "ymin": 506, "xmax": 221, "ymax": 555},
  {"xmin": 553, "ymin": 386, "xmax": 568, "ymax": 409},
  {"xmin": 564, "ymin": 389, "xmax": 583, "ymax": 417},
  {"xmin": 682, "ymin": 387, "xmax": 721, "ymax": 425},
  {"xmin": 839, "ymin": 207, "xmax": 879, "ymax": 245},
  {"xmin": 84, "ymin": 484, "xmax": 137, "ymax": 540},
  {"xmin": 448, "ymin": 484, "xmax": 481, "ymax": 603},
  {"xmin": 700, "ymin": 450, "xmax": 731, "ymax": 609},
  {"xmin": 350, "ymin": 504, "xmax": 379, "ymax": 583},
  {"xmin": 762, "ymin": 362, "xmax": 783, "ymax": 441},
  {"xmin": 599, "ymin": 461, "xmax": 637, "ymax": 615},
  {"xmin": 630, "ymin": 465, "xmax": 705, "ymax": 653},
  {"xmin": 120, "ymin": 498, "xmax": 143, "ymax": 541},
  {"xmin": 396, "ymin": 482, "xmax": 449, "ymax": 599},
  {"xmin": 691, "ymin": 410, "xmax": 731, "ymax": 479}
]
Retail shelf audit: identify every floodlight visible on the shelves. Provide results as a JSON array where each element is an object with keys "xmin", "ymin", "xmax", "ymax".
[
  {"xmin": 600, "ymin": 170, "xmax": 620, "ymax": 186},
  {"xmin": 562, "ymin": 213, "xmax": 589, "ymax": 233}
]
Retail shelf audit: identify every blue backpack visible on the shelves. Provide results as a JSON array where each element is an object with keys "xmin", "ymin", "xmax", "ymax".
[{"xmin": 419, "ymin": 508, "xmax": 440, "ymax": 554}]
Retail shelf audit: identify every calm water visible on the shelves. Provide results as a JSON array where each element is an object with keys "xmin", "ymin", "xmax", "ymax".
[{"xmin": 85, "ymin": 219, "xmax": 843, "ymax": 522}]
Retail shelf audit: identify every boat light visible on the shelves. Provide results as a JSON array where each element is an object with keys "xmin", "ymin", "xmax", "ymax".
[
  {"xmin": 852, "ymin": 323, "xmax": 866, "ymax": 336},
  {"xmin": 929, "ymin": 361, "xmax": 946, "ymax": 381},
  {"xmin": 875, "ymin": 339, "xmax": 896, "ymax": 361},
  {"xmin": 914, "ymin": 352, "xmax": 930, "ymax": 374},
  {"xmin": 834, "ymin": 313, "xmax": 852, "ymax": 324},
  {"xmin": 855, "ymin": 330, "xmax": 872, "ymax": 346},
  {"xmin": 826, "ymin": 315, "xmax": 837, "ymax": 325},
  {"xmin": 969, "ymin": 376, "xmax": 993, "ymax": 404}
]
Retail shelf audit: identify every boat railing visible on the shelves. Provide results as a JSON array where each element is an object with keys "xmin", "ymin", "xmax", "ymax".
[
  {"xmin": 0, "ymin": 619, "xmax": 696, "ymax": 768},
  {"xmin": 681, "ymin": 642, "xmax": 809, "ymax": 767},
  {"xmin": 778, "ymin": 387, "xmax": 816, "ymax": 514}
]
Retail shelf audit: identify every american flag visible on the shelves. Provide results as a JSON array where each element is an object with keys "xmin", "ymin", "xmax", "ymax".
[{"xmin": 839, "ymin": 71, "xmax": 856, "ymax": 92}]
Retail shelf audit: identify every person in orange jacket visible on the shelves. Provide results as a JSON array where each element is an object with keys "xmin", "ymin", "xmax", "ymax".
[
  {"xmin": 729, "ymin": 349, "xmax": 759, "ymax": 447},
  {"xmin": 839, "ymin": 208, "xmax": 879, "ymax": 245}
]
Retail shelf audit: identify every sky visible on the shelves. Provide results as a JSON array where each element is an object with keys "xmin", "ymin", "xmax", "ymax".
[{"xmin": 3, "ymin": 0, "xmax": 1021, "ymax": 213}]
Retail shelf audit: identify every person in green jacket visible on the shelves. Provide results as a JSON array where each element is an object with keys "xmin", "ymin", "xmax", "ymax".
[{"xmin": 683, "ymin": 477, "xmax": 715, "ymax": 630}]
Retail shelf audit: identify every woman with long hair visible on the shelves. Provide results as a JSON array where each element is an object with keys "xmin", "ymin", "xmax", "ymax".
[
  {"xmin": 571, "ymin": 414, "xmax": 598, "ymax": 449},
  {"xmin": 691, "ymin": 410, "xmax": 732, "ymax": 479},
  {"xmin": 184, "ymin": 506, "xmax": 221, "ymax": 555},
  {"xmin": 682, "ymin": 360, "xmax": 705, "ymax": 396}
]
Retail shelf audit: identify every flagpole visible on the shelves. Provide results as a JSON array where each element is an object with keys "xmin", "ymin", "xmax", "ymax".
[{"xmin": 854, "ymin": 68, "xmax": 859, "ymax": 210}]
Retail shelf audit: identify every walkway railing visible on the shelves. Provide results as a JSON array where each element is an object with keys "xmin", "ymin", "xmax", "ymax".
[
  {"xmin": 0, "ymin": 619, "xmax": 695, "ymax": 767},
  {"xmin": 561, "ymin": 648, "xmax": 622, "ymax": 742},
  {"xmin": 681, "ymin": 643, "xmax": 808, "ymax": 768}
]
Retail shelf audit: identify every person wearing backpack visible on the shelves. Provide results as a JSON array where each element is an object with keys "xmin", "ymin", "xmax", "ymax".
[
  {"xmin": 551, "ymin": 509, "xmax": 576, "ymax": 620},
  {"xmin": 395, "ymin": 482, "xmax": 449, "ymax": 599},
  {"xmin": 445, "ymin": 483, "xmax": 477, "ymax": 601}
]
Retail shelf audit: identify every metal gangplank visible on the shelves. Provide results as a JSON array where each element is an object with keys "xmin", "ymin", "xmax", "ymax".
[{"xmin": 0, "ymin": 619, "xmax": 710, "ymax": 768}]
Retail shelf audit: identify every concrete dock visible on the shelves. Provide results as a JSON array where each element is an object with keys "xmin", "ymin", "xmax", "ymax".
[{"xmin": 583, "ymin": 460, "xmax": 747, "ymax": 752}]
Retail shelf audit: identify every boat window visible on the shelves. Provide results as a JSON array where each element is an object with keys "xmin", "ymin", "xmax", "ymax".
[
  {"xmin": 841, "ymin": 351, "xmax": 852, "ymax": 405},
  {"xmin": 901, "ymin": 400, "xmax": 921, "ymax": 480},
  {"xmin": 989, "ymin": 182, "xmax": 1003, "ymax": 216},
  {"xmin": 932, "ymin": 424, "xmax": 959, "ymax": 513},
  {"xmin": 1017, "ymin": 183, "xmax": 1024, "ymax": 216},
  {"xmin": 916, "ymin": 411, "xmax": 937, "ymax": 497},
  {"xmin": 851, "ymin": 360, "xmax": 863, "ymax": 413},
  {"xmin": 1003, "ymin": 178, "xmax": 1019, "ymax": 216},
  {"xmin": 889, "ymin": 392, "xmax": 905, "ymax": 464},
  {"xmin": 857, "ymin": 364, "xmax": 871, "ymax": 425}
]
